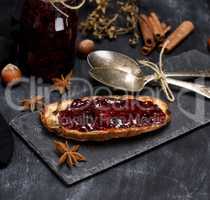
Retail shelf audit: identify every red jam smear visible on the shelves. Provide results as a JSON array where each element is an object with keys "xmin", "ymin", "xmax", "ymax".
[{"xmin": 58, "ymin": 97, "xmax": 166, "ymax": 132}]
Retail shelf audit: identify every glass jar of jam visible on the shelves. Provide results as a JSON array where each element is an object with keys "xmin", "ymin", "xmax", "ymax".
[{"xmin": 19, "ymin": 0, "xmax": 78, "ymax": 80}]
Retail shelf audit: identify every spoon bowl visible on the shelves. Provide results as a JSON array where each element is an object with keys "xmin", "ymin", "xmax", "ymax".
[
  {"xmin": 88, "ymin": 50, "xmax": 142, "ymax": 76},
  {"xmin": 90, "ymin": 68, "xmax": 145, "ymax": 92}
]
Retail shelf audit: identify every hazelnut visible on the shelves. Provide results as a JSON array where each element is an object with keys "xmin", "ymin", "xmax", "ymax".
[
  {"xmin": 78, "ymin": 39, "xmax": 95, "ymax": 56},
  {"xmin": 1, "ymin": 64, "xmax": 22, "ymax": 85},
  {"xmin": 208, "ymin": 38, "xmax": 210, "ymax": 50}
]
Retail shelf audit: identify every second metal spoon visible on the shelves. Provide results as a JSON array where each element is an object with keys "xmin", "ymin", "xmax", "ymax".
[{"xmin": 90, "ymin": 67, "xmax": 210, "ymax": 99}]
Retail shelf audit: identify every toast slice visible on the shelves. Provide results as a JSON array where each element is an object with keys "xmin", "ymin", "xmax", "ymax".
[{"xmin": 40, "ymin": 96, "xmax": 171, "ymax": 141}]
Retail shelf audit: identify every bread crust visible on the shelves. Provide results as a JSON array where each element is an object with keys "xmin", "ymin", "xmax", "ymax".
[{"xmin": 40, "ymin": 96, "xmax": 171, "ymax": 141}]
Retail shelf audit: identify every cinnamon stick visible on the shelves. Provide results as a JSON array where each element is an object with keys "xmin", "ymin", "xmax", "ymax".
[
  {"xmin": 139, "ymin": 14, "xmax": 155, "ymax": 48},
  {"xmin": 141, "ymin": 45, "xmax": 155, "ymax": 56},
  {"xmin": 163, "ymin": 25, "xmax": 172, "ymax": 36},
  {"xmin": 148, "ymin": 12, "xmax": 164, "ymax": 42},
  {"xmin": 161, "ymin": 22, "xmax": 167, "ymax": 30},
  {"xmin": 163, "ymin": 21, "xmax": 194, "ymax": 53},
  {"xmin": 161, "ymin": 22, "xmax": 172, "ymax": 36}
]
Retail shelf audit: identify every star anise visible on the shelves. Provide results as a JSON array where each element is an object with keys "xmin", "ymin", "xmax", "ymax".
[
  {"xmin": 20, "ymin": 96, "xmax": 44, "ymax": 112},
  {"xmin": 51, "ymin": 71, "xmax": 73, "ymax": 94},
  {"xmin": 54, "ymin": 140, "xmax": 86, "ymax": 167}
]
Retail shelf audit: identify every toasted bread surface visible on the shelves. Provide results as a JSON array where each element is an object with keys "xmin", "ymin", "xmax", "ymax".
[{"xmin": 40, "ymin": 96, "xmax": 171, "ymax": 141}]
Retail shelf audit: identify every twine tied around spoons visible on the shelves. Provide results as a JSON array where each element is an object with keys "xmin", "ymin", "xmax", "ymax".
[
  {"xmin": 138, "ymin": 40, "xmax": 175, "ymax": 102},
  {"xmin": 49, "ymin": 0, "xmax": 86, "ymax": 25}
]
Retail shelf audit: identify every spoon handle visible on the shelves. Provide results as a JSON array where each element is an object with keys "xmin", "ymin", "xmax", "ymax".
[
  {"xmin": 166, "ymin": 78, "xmax": 210, "ymax": 99},
  {"xmin": 166, "ymin": 70, "xmax": 210, "ymax": 78}
]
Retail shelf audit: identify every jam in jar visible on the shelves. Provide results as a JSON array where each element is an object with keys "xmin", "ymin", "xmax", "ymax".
[{"xmin": 19, "ymin": 0, "xmax": 78, "ymax": 80}]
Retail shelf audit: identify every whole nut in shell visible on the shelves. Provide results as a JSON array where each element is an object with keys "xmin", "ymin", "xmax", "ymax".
[
  {"xmin": 1, "ymin": 64, "xmax": 22, "ymax": 85},
  {"xmin": 78, "ymin": 39, "xmax": 95, "ymax": 56}
]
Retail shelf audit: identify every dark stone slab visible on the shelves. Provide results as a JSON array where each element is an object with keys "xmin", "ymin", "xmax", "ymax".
[{"xmin": 9, "ymin": 50, "xmax": 210, "ymax": 185}]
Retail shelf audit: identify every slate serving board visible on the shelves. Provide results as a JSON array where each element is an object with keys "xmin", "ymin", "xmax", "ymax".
[{"xmin": 9, "ymin": 50, "xmax": 210, "ymax": 185}]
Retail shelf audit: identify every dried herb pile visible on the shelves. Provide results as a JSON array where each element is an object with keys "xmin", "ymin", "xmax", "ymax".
[{"xmin": 79, "ymin": 0, "xmax": 140, "ymax": 46}]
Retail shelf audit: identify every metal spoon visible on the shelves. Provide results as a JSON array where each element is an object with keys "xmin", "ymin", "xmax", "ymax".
[
  {"xmin": 87, "ymin": 50, "xmax": 210, "ymax": 78},
  {"xmin": 89, "ymin": 67, "xmax": 210, "ymax": 99}
]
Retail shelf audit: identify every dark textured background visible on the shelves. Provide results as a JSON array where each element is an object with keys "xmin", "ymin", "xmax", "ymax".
[{"xmin": 1, "ymin": 0, "xmax": 210, "ymax": 199}]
